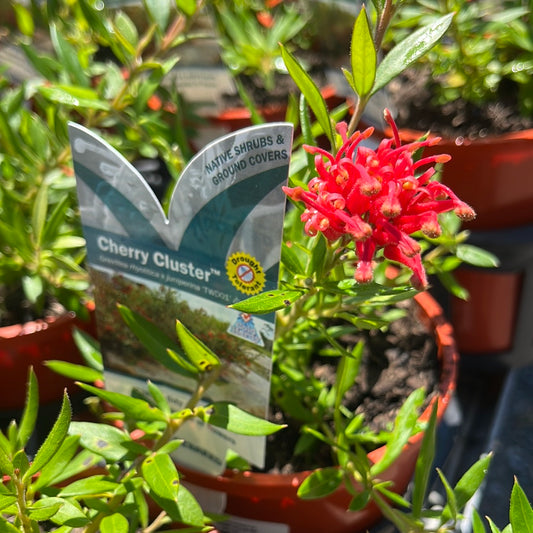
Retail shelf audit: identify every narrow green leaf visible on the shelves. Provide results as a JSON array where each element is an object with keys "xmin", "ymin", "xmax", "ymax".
[
  {"xmin": 147, "ymin": 381, "xmax": 170, "ymax": 415},
  {"xmin": 456, "ymin": 245, "xmax": 500, "ymax": 268},
  {"xmin": 0, "ymin": 517, "xmax": 23, "ymax": 532},
  {"xmin": 297, "ymin": 468, "xmax": 343, "ymax": 499},
  {"xmin": 13, "ymin": 3, "xmax": 35, "ymax": 37},
  {"xmin": 510, "ymin": 477, "xmax": 533, "ymax": 532},
  {"xmin": 229, "ymin": 289, "xmax": 304, "ymax": 314},
  {"xmin": 49, "ymin": 23, "xmax": 88, "ymax": 87},
  {"xmin": 72, "ymin": 328, "xmax": 104, "ymax": 371},
  {"xmin": 27, "ymin": 499, "xmax": 63, "ymax": 521},
  {"xmin": 412, "ymin": 401, "xmax": 439, "ymax": 519},
  {"xmin": 486, "ymin": 517, "xmax": 502, "ymax": 533},
  {"xmin": 373, "ymin": 13, "xmax": 454, "ymax": 95},
  {"xmin": 17, "ymin": 368, "xmax": 39, "ymax": 450},
  {"xmin": 438, "ymin": 468, "xmax": 458, "ymax": 522},
  {"xmin": 351, "ymin": 7, "xmax": 376, "ymax": 98},
  {"xmin": 117, "ymin": 304, "xmax": 196, "ymax": 379},
  {"xmin": 471, "ymin": 508, "xmax": 487, "ymax": 533},
  {"xmin": 204, "ymin": 402, "xmax": 285, "ymax": 436},
  {"xmin": 348, "ymin": 489, "xmax": 371, "ymax": 511},
  {"xmin": 150, "ymin": 484, "xmax": 205, "ymax": 527},
  {"xmin": 371, "ymin": 388, "xmax": 425, "ymax": 475},
  {"xmin": 24, "ymin": 392, "xmax": 71, "ymax": 480},
  {"xmin": 32, "ymin": 183, "xmax": 48, "ymax": 247},
  {"xmin": 175, "ymin": 320, "xmax": 220, "ymax": 372},
  {"xmin": 75, "ymin": 383, "xmax": 167, "ymax": 423},
  {"xmin": 58, "ymin": 475, "xmax": 120, "ymax": 498},
  {"xmin": 441, "ymin": 453, "xmax": 492, "ymax": 523},
  {"xmin": 142, "ymin": 453, "xmax": 179, "ymax": 501},
  {"xmin": 280, "ymin": 44, "xmax": 334, "ymax": 147},
  {"xmin": 39, "ymin": 85, "xmax": 111, "ymax": 110},
  {"xmin": 100, "ymin": 512, "xmax": 129, "ymax": 533},
  {"xmin": 44, "ymin": 360, "xmax": 103, "ymax": 384},
  {"xmin": 334, "ymin": 342, "xmax": 363, "ymax": 410},
  {"xmin": 113, "ymin": 11, "xmax": 139, "ymax": 53}
]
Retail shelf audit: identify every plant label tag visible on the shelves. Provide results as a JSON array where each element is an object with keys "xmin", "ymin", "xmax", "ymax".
[{"xmin": 69, "ymin": 122, "xmax": 293, "ymax": 475}]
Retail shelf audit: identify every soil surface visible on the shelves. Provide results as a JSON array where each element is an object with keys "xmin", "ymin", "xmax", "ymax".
[
  {"xmin": 387, "ymin": 68, "xmax": 533, "ymax": 139},
  {"xmin": 259, "ymin": 300, "xmax": 439, "ymax": 474}
]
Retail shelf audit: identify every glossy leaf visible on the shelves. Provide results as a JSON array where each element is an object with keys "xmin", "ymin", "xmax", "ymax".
[
  {"xmin": 471, "ymin": 508, "xmax": 487, "ymax": 533},
  {"xmin": 510, "ymin": 477, "xmax": 533, "ymax": 532},
  {"xmin": 151, "ymin": 483, "xmax": 206, "ymax": 527},
  {"xmin": 438, "ymin": 468, "xmax": 458, "ymax": 522},
  {"xmin": 39, "ymin": 85, "xmax": 111, "ymax": 110},
  {"xmin": 229, "ymin": 289, "xmax": 304, "ymax": 314},
  {"xmin": 27, "ymin": 499, "xmax": 63, "ymax": 522},
  {"xmin": 203, "ymin": 402, "xmax": 285, "ymax": 436},
  {"xmin": 371, "ymin": 388, "xmax": 425, "ymax": 475},
  {"xmin": 350, "ymin": 7, "xmax": 376, "ymax": 98},
  {"xmin": 280, "ymin": 45, "xmax": 334, "ymax": 147},
  {"xmin": 373, "ymin": 13, "xmax": 454, "ymax": 95},
  {"xmin": 144, "ymin": 0, "xmax": 171, "ymax": 33},
  {"xmin": 72, "ymin": 328, "xmax": 104, "ymax": 371},
  {"xmin": 24, "ymin": 391, "xmax": 71, "ymax": 480},
  {"xmin": 75, "ymin": 383, "xmax": 167, "ymax": 423},
  {"xmin": 297, "ymin": 468, "xmax": 343, "ymax": 499},
  {"xmin": 0, "ymin": 518, "xmax": 20, "ymax": 532},
  {"xmin": 348, "ymin": 489, "xmax": 371, "ymax": 511},
  {"xmin": 175, "ymin": 320, "xmax": 220, "ymax": 372},
  {"xmin": 32, "ymin": 183, "xmax": 48, "ymax": 248},
  {"xmin": 101, "ymin": 512, "xmax": 129, "ymax": 533},
  {"xmin": 142, "ymin": 453, "xmax": 179, "ymax": 501}
]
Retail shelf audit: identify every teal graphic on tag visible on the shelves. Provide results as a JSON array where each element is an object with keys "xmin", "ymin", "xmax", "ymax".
[{"xmin": 69, "ymin": 122, "xmax": 293, "ymax": 474}]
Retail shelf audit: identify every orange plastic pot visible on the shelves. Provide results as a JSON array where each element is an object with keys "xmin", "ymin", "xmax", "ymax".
[
  {"xmin": 395, "ymin": 127, "xmax": 533, "ymax": 231},
  {"xmin": 0, "ymin": 303, "xmax": 97, "ymax": 410},
  {"xmin": 451, "ymin": 268, "xmax": 523, "ymax": 355},
  {"xmin": 179, "ymin": 290, "xmax": 459, "ymax": 533}
]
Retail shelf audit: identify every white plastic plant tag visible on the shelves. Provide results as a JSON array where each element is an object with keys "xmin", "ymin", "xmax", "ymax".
[{"xmin": 69, "ymin": 122, "xmax": 293, "ymax": 474}]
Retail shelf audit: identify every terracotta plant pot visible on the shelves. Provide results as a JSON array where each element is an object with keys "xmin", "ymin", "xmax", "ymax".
[
  {"xmin": 179, "ymin": 290, "xmax": 459, "ymax": 533},
  {"xmin": 0, "ymin": 303, "xmax": 97, "ymax": 411},
  {"xmin": 395, "ymin": 127, "xmax": 533, "ymax": 231}
]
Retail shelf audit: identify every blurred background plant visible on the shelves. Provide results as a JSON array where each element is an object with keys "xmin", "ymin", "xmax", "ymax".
[
  {"xmin": 0, "ymin": 0, "xmax": 206, "ymax": 325},
  {"xmin": 385, "ymin": 0, "xmax": 533, "ymax": 119}
]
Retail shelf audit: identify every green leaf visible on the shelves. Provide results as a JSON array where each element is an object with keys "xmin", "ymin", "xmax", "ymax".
[
  {"xmin": 229, "ymin": 289, "xmax": 304, "ymax": 314},
  {"xmin": 113, "ymin": 11, "xmax": 139, "ymax": 55},
  {"xmin": 13, "ymin": 3, "xmax": 35, "ymax": 37},
  {"xmin": 24, "ymin": 392, "xmax": 71, "ymax": 481},
  {"xmin": 373, "ymin": 13, "xmax": 454, "ymax": 95},
  {"xmin": 75, "ymin": 383, "xmax": 167, "ymax": 423},
  {"xmin": 334, "ymin": 341, "xmax": 363, "ymax": 410},
  {"xmin": 150, "ymin": 484, "xmax": 205, "ymax": 527},
  {"xmin": 100, "ymin": 513, "xmax": 129, "ymax": 533},
  {"xmin": 442, "ymin": 453, "xmax": 492, "ymax": 522},
  {"xmin": 22, "ymin": 276, "xmax": 44, "ymax": 306},
  {"xmin": 144, "ymin": 0, "xmax": 171, "ymax": 32},
  {"xmin": 456, "ymin": 245, "xmax": 500, "ymax": 268},
  {"xmin": 486, "ymin": 517, "xmax": 502, "ymax": 533},
  {"xmin": 44, "ymin": 360, "xmax": 103, "ymax": 384},
  {"xmin": 203, "ymin": 402, "xmax": 285, "ymax": 436},
  {"xmin": 280, "ymin": 44, "xmax": 334, "ymax": 148},
  {"xmin": 17, "ymin": 368, "xmax": 39, "ymax": 450},
  {"xmin": 142, "ymin": 453, "xmax": 179, "ymax": 501},
  {"xmin": 438, "ymin": 468, "xmax": 458, "ymax": 522},
  {"xmin": 348, "ymin": 489, "xmax": 371, "ymax": 511},
  {"xmin": 69, "ymin": 422, "xmax": 134, "ymax": 462},
  {"xmin": 175, "ymin": 320, "xmax": 220, "ymax": 373},
  {"xmin": 297, "ymin": 468, "xmax": 343, "ymax": 499},
  {"xmin": 72, "ymin": 328, "xmax": 104, "ymax": 372},
  {"xmin": 39, "ymin": 85, "xmax": 111, "ymax": 111},
  {"xmin": 147, "ymin": 381, "xmax": 170, "ymax": 415},
  {"xmin": 350, "ymin": 7, "xmax": 376, "ymax": 98},
  {"xmin": 48, "ymin": 498, "xmax": 90, "ymax": 527},
  {"xmin": 371, "ymin": 388, "xmax": 425, "ymax": 476},
  {"xmin": 27, "ymin": 499, "xmax": 63, "ymax": 521},
  {"xmin": 58, "ymin": 475, "xmax": 120, "ymax": 498},
  {"xmin": 411, "ymin": 401, "xmax": 438, "ymax": 519},
  {"xmin": 471, "ymin": 508, "xmax": 487, "ymax": 533},
  {"xmin": 117, "ymin": 304, "xmax": 196, "ymax": 379},
  {"xmin": 49, "ymin": 23, "xmax": 88, "ymax": 87},
  {"xmin": 510, "ymin": 477, "xmax": 533, "ymax": 532}
]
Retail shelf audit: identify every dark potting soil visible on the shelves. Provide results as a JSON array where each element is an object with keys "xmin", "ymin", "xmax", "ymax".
[
  {"xmin": 387, "ymin": 68, "xmax": 533, "ymax": 139},
  {"xmin": 259, "ymin": 301, "xmax": 440, "ymax": 475}
]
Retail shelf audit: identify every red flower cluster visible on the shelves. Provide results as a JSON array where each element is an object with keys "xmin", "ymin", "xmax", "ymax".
[{"xmin": 283, "ymin": 110, "xmax": 475, "ymax": 289}]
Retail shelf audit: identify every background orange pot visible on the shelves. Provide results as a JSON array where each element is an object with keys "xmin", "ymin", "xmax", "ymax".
[
  {"xmin": 179, "ymin": 290, "xmax": 459, "ymax": 533},
  {"xmin": 0, "ymin": 303, "xmax": 97, "ymax": 411}
]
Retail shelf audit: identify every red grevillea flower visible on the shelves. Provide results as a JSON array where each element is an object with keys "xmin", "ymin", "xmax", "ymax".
[{"xmin": 282, "ymin": 109, "xmax": 476, "ymax": 289}]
